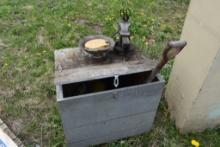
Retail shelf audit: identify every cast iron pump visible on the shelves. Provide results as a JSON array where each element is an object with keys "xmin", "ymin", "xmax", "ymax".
[{"xmin": 115, "ymin": 8, "xmax": 131, "ymax": 53}]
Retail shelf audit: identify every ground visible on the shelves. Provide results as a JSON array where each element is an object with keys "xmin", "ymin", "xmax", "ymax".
[{"xmin": 0, "ymin": 0, "xmax": 220, "ymax": 146}]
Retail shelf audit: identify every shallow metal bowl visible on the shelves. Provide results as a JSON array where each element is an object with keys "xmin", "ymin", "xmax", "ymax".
[{"xmin": 79, "ymin": 35, "xmax": 115, "ymax": 58}]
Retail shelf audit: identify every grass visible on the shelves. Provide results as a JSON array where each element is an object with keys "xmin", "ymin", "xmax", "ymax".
[{"xmin": 1, "ymin": 0, "xmax": 220, "ymax": 146}]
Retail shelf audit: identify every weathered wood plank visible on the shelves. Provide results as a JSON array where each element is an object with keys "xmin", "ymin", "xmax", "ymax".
[
  {"xmin": 54, "ymin": 48, "xmax": 156, "ymax": 85},
  {"xmin": 55, "ymin": 61, "xmax": 154, "ymax": 85}
]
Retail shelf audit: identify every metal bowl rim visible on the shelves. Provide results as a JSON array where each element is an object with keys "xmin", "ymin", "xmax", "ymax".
[{"xmin": 79, "ymin": 35, "xmax": 115, "ymax": 54}]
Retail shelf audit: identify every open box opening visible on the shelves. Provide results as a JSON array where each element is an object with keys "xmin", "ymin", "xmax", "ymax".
[{"xmin": 62, "ymin": 71, "xmax": 159, "ymax": 98}]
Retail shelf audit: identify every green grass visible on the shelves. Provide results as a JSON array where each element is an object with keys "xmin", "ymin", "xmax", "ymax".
[{"xmin": 1, "ymin": 0, "xmax": 220, "ymax": 146}]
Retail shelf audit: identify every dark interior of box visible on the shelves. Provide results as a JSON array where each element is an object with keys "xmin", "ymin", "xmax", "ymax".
[{"xmin": 62, "ymin": 71, "xmax": 159, "ymax": 98}]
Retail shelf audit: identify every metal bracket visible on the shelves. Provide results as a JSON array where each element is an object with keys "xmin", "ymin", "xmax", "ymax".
[{"xmin": 113, "ymin": 75, "xmax": 119, "ymax": 88}]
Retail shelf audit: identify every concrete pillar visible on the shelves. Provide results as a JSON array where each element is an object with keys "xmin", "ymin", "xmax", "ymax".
[{"xmin": 165, "ymin": 0, "xmax": 220, "ymax": 132}]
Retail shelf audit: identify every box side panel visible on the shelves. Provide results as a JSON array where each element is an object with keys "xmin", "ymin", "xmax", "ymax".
[
  {"xmin": 57, "ymin": 81, "xmax": 164, "ymax": 146},
  {"xmin": 56, "ymin": 85, "xmax": 63, "ymax": 101},
  {"xmin": 58, "ymin": 82, "xmax": 164, "ymax": 128},
  {"xmin": 69, "ymin": 112, "xmax": 155, "ymax": 147},
  {"xmin": 65, "ymin": 109, "xmax": 157, "ymax": 144}
]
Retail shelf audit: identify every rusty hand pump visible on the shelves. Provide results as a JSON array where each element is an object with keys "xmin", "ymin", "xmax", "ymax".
[{"xmin": 114, "ymin": 8, "xmax": 131, "ymax": 53}]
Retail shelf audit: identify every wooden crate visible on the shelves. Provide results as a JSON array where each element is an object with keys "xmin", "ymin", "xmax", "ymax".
[{"xmin": 55, "ymin": 48, "xmax": 165, "ymax": 147}]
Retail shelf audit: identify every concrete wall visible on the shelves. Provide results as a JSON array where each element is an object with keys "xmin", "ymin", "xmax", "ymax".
[{"xmin": 165, "ymin": 0, "xmax": 220, "ymax": 132}]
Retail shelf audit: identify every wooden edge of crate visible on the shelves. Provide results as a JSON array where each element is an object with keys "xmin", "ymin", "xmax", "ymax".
[
  {"xmin": 0, "ymin": 118, "xmax": 24, "ymax": 147},
  {"xmin": 54, "ymin": 61, "xmax": 155, "ymax": 85},
  {"xmin": 54, "ymin": 47, "xmax": 157, "ymax": 85}
]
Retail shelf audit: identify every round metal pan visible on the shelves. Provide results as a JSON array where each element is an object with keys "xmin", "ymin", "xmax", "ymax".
[{"xmin": 79, "ymin": 35, "xmax": 115, "ymax": 59}]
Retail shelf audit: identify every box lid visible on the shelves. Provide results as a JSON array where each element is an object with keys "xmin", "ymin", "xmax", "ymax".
[{"xmin": 54, "ymin": 48, "xmax": 156, "ymax": 85}]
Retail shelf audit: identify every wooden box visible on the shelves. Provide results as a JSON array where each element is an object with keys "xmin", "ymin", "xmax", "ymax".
[{"xmin": 55, "ymin": 48, "xmax": 165, "ymax": 147}]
